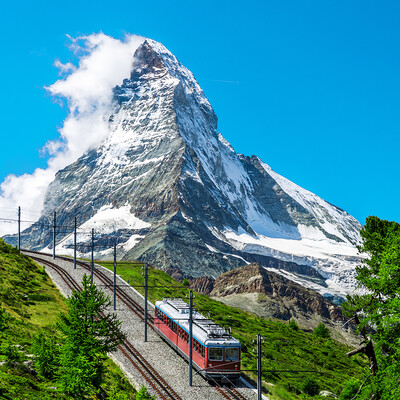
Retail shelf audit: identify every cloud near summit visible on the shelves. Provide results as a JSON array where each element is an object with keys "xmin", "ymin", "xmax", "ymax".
[{"xmin": 0, "ymin": 33, "xmax": 145, "ymax": 236}]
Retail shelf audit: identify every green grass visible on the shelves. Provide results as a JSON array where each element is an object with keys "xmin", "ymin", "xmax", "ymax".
[
  {"xmin": 0, "ymin": 240, "xmax": 136, "ymax": 399},
  {"xmin": 98, "ymin": 260, "xmax": 368, "ymax": 399}
]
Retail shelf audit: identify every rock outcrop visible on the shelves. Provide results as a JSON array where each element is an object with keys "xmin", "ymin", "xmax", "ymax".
[
  {"xmin": 5, "ymin": 38, "xmax": 362, "ymax": 300},
  {"xmin": 206, "ymin": 263, "xmax": 356, "ymax": 343}
]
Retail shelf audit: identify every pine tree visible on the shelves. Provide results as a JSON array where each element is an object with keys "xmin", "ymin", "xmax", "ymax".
[
  {"xmin": 342, "ymin": 216, "xmax": 400, "ymax": 399},
  {"xmin": 57, "ymin": 274, "xmax": 126, "ymax": 397},
  {"xmin": 313, "ymin": 323, "xmax": 330, "ymax": 339},
  {"xmin": 31, "ymin": 331, "xmax": 59, "ymax": 379}
]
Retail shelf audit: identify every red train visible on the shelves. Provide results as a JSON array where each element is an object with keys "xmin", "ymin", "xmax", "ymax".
[{"xmin": 154, "ymin": 298, "xmax": 241, "ymax": 382}]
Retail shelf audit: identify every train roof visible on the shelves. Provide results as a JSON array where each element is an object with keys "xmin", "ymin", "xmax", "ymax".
[{"xmin": 155, "ymin": 298, "xmax": 240, "ymax": 347}]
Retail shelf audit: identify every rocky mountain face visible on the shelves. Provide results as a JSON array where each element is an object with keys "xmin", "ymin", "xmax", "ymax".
[
  {"xmin": 6, "ymin": 39, "xmax": 362, "ymax": 299},
  {"xmin": 192, "ymin": 264, "xmax": 355, "ymax": 343}
]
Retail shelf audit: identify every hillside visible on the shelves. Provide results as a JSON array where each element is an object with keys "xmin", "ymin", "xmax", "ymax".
[
  {"xmin": 0, "ymin": 239, "xmax": 135, "ymax": 399},
  {"xmin": 98, "ymin": 260, "xmax": 368, "ymax": 399},
  {"xmin": 189, "ymin": 264, "xmax": 357, "ymax": 344}
]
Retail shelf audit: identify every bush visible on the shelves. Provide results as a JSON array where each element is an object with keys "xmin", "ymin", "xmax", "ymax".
[
  {"xmin": 31, "ymin": 331, "xmax": 60, "ymax": 379},
  {"xmin": 314, "ymin": 323, "xmax": 331, "ymax": 339},
  {"xmin": 136, "ymin": 386, "xmax": 155, "ymax": 399},
  {"xmin": 339, "ymin": 378, "xmax": 361, "ymax": 399},
  {"xmin": 182, "ymin": 279, "xmax": 190, "ymax": 287},
  {"xmin": 0, "ymin": 306, "xmax": 7, "ymax": 331},
  {"xmin": 302, "ymin": 377, "xmax": 320, "ymax": 396},
  {"xmin": 2, "ymin": 343, "xmax": 23, "ymax": 365},
  {"xmin": 288, "ymin": 319, "xmax": 299, "ymax": 330}
]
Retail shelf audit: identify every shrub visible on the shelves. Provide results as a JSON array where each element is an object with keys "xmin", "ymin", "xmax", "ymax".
[
  {"xmin": 302, "ymin": 377, "xmax": 320, "ymax": 396},
  {"xmin": 31, "ymin": 331, "xmax": 60, "ymax": 379},
  {"xmin": 3, "ymin": 343, "xmax": 23, "ymax": 365},
  {"xmin": 182, "ymin": 279, "xmax": 190, "ymax": 287},
  {"xmin": 339, "ymin": 378, "xmax": 361, "ymax": 399},
  {"xmin": 288, "ymin": 319, "xmax": 299, "ymax": 330},
  {"xmin": 136, "ymin": 386, "xmax": 155, "ymax": 399},
  {"xmin": 314, "ymin": 323, "xmax": 331, "ymax": 339},
  {"xmin": 0, "ymin": 306, "xmax": 7, "ymax": 331}
]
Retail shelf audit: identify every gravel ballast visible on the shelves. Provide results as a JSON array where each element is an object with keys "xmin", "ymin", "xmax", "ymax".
[{"xmin": 25, "ymin": 252, "xmax": 260, "ymax": 400}]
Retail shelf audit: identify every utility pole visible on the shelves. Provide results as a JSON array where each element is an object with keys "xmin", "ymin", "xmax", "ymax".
[
  {"xmin": 113, "ymin": 243, "xmax": 117, "ymax": 311},
  {"xmin": 189, "ymin": 290, "xmax": 193, "ymax": 386},
  {"xmin": 17, "ymin": 206, "xmax": 21, "ymax": 250},
  {"xmin": 257, "ymin": 333, "xmax": 262, "ymax": 400},
  {"xmin": 53, "ymin": 211, "xmax": 56, "ymax": 259},
  {"xmin": 90, "ymin": 228, "xmax": 94, "ymax": 284},
  {"xmin": 74, "ymin": 217, "xmax": 77, "ymax": 270},
  {"xmin": 143, "ymin": 263, "xmax": 148, "ymax": 342}
]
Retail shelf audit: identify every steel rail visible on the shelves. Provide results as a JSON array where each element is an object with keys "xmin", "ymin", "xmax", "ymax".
[
  {"xmin": 123, "ymin": 340, "xmax": 183, "ymax": 400},
  {"xmin": 23, "ymin": 250, "xmax": 155, "ymax": 324},
  {"xmin": 27, "ymin": 253, "xmax": 183, "ymax": 400},
  {"xmin": 25, "ymin": 250, "xmax": 250, "ymax": 400}
]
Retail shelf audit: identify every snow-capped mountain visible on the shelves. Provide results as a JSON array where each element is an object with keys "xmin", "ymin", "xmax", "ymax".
[{"xmin": 7, "ymin": 39, "xmax": 362, "ymax": 299}]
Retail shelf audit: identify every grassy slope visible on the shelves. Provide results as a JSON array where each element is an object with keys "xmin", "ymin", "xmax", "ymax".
[
  {"xmin": 0, "ymin": 240, "xmax": 135, "ymax": 400},
  {"xmin": 98, "ymin": 260, "xmax": 368, "ymax": 399}
]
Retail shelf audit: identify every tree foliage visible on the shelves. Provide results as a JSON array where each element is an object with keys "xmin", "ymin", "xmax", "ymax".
[
  {"xmin": 135, "ymin": 386, "xmax": 156, "ymax": 400},
  {"xmin": 57, "ymin": 274, "xmax": 126, "ymax": 397},
  {"xmin": 301, "ymin": 377, "xmax": 320, "ymax": 396},
  {"xmin": 342, "ymin": 216, "xmax": 400, "ymax": 399},
  {"xmin": 0, "ymin": 306, "xmax": 7, "ymax": 332},
  {"xmin": 338, "ymin": 378, "xmax": 362, "ymax": 400},
  {"xmin": 313, "ymin": 323, "xmax": 330, "ymax": 339},
  {"xmin": 288, "ymin": 319, "xmax": 299, "ymax": 330},
  {"xmin": 31, "ymin": 331, "xmax": 59, "ymax": 379}
]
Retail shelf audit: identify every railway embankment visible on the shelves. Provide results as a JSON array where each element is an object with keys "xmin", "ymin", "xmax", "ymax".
[
  {"xmin": 24, "ymin": 250, "xmax": 258, "ymax": 400},
  {"xmin": 0, "ymin": 240, "xmax": 134, "ymax": 399}
]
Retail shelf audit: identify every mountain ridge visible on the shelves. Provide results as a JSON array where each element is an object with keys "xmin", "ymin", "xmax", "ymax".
[{"xmin": 4, "ymin": 38, "xmax": 362, "ymax": 299}]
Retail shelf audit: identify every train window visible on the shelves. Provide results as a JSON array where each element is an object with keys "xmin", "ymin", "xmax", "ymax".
[
  {"xmin": 225, "ymin": 347, "xmax": 239, "ymax": 361},
  {"xmin": 209, "ymin": 347, "xmax": 223, "ymax": 361}
]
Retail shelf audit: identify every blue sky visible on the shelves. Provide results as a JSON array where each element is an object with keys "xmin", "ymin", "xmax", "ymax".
[{"xmin": 0, "ymin": 0, "xmax": 399, "ymax": 225}]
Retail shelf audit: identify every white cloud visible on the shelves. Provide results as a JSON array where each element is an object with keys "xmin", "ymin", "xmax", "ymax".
[
  {"xmin": 0, "ymin": 33, "xmax": 145, "ymax": 236},
  {"xmin": 53, "ymin": 59, "xmax": 76, "ymax": 75}
]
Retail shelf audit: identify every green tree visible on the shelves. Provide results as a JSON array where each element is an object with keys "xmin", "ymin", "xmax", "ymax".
[
  {"xmin": 31, "ymin": 331, "xmax": 59, "ymax": 379},
  {"xmin": 58, "ymin": 275, "xmax": 126, "ymax": 398},
  {"xmin": 288, "ymin": 319, "xmax": 299, "ymax": 330},
  {"xmin": 182, "ymin": 278, "xmax": 190, "ymax": 287},
  {"xmin": 301, "ymin": 377, "xmax": 319, "ymax": 396},
  {"xmin": 342, "ymin": 216, "xmax": 400, "ymax": 399},
  {"xmin": 313, "ymin": 322, "xmax": 330, "ymax": 339}
]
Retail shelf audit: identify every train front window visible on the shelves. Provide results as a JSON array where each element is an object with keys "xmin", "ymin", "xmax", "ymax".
[
  {"xmin": 225, "ymin": 347, "xmax": 239, "ymax": 361},
  {"xmin": 209, "ymin": 347, "xmax": 223, "ymax": 361}
]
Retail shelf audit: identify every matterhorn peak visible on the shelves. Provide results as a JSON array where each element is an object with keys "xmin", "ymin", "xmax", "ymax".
[
  {"xmin": 129, "ymin": 39, "xmax": 172, "ymax": 81},
  {"xmin": 7, "ymin": 38, "xmax": 362, "ymax": 301}
]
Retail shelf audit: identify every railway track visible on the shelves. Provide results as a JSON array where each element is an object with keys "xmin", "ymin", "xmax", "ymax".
[
  {"xmin": 218, "ymin": 386, "xmax": 248, "ymax": 400},
  {"xmin": 23, "ymin": 249, "xmax": 154, "ymax": 324},
  {"xmin": 25, "ymin": 250, "xmax": 252, "ymax": 400},
  {"xmin": 28, "ymin": 254, "xmax": 183, "ymax": 400},
  {"xmin": 215, "ymin": 385, "xmax": 249, "ymax": 400}
]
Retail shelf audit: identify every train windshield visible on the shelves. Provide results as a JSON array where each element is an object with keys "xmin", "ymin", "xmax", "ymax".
[
  {"xmin": 209, "ymin": 347, "xmax": 223, "ymax": 361},
  {"xmin": 225, "ymin": 347, "xmax": 239, "ymax": 361}
]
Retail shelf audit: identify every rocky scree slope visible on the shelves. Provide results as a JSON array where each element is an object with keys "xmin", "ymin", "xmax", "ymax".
[
  {"xmin": 189, "ymin": 264, "xmax": 356, "ymax": 343},
  {"xmin": 6, "ymin": 39, "xmax": 362, "ymax": 299}
]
